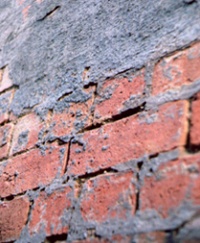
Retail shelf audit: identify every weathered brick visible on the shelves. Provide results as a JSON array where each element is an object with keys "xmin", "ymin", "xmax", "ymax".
[
  {"xmin": 0, "ymin": 196, "xmax": 29, "ymax": 242},
  {"xmin": 190, "ymin": 93, "xmax": 200, "ymax": 146},
  {"xmin": 136, "ymin": 231, "xmax": 167, "ymax": 243},
  {"xmin": 68, "ymin": 101, "xmax": 188, "ymax": 176},
  {"xmin": 73, "ymin": 235, "xmax": 132, "ymax": 243},
  {"xmin": 111, "ymin": 235, "xmax": 133, "ymax": 243},
  {"xmin": 0, "ymin": 144, "xmax": 68, "ymax": 197},
  {"xmin": 140, "ymin": 154, "xmax": 200, "ymax": 218},
  {"xmin": 51, "ymin": 102, "xmax": 92, "ymax": 138},
  {"xmin": 152, "ymin": 42, "xmax": 200, "ymax": 95},
  {"xmin": 0, "ymin": 90, "xmax": 13, "ymax": 125},
  {"xmin": 29, "ymin": 186, "xmax": 72, "ymax": 236},
  {"xmin": 22, "ymin": 5, "xmax": 31, "ymax": 20},
  {"xmin": 0, "ymin": 66, "xmax": 13, "ymax": 93},
  {"xmin": 10, "ymin": 113, "xmax": 43, "ymax": 155},
  {"xmin": 80, "ymin": 172, "xmax": 136, "ymax": 222},
  {"xmin": 94, "ymin": 70, "xmax": 145, "ymax": 122},
  {"xmin": 191, "ymin": 177, "xmax": 200, "ymax": 205},
  {"xmin": 0, "ymin": 123, "xmax": 13, "ymax": 160},
  {"xmin": 73, "ymin": 239, "xmax": 110, "ymax": 243}
]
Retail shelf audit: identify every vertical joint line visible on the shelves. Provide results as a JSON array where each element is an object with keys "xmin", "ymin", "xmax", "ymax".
[
  {"xmin": 135, "ymin": 161, "xmax": 143, "ymax": 212},
  {"xmin": 64, "ymin": 138, "xmax": 72, "ymax": 174}
]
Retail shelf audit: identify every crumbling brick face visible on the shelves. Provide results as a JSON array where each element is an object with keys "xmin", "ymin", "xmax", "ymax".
[
  {"xmin": 0, "ymin": 197, "xmax": 30, "ymax": 242},
  {"xmin": 140, "ymin": 154, "xmax": 200, "ymax": 218},
  {"xmin": 94, "ymin": 70, "xmax": 145, "ymax": 123},
  {"xmin": 80, "ymin": 172, "xmax": 136, "ymax": 222},
  {"xmin": 29, "ymin": 186, "xmax": 72, "ymax": 236},
  {"xmin": 0, "ymin": 1, "xmax": 200, "ymax": 242},
  {"xmin": 152, "ymin": 42, "xmax": 200, "ymax": 96}
]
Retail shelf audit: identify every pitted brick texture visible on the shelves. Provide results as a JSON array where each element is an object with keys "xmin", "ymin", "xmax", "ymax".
[
  {"xmin": 80, "ymin": 172, "xmax": 136, "ymax": 222},
  {"xmin": 29, "ymin": 186, "xmax": 72, "ymax": 236},
  {"xmin": 68, "ymin": 101, "xmax": 188, "ymax": 176},
  {"xmin": 0, "ymin": 197, "xmax": 29, "ymax": 242}
]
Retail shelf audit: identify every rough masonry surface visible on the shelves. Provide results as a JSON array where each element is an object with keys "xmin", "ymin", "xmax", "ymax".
[{"xmin": 0, "ymin": 0, "xmax": 200, "ymax": 242}]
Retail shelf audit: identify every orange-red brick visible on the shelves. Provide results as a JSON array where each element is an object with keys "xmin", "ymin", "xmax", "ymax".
[
  {"xmin": 0, "ymin": 90, "xmax": 13, "ymax": 125},
  {"xmin": 0, "ymin": 123, "xmax": 13, "ymax": 160},
  {"xmin": 29, "ymin": 186, "xmax": 72, "ymax": 236},
  {"xmin": 0, "ymin": 66, "xmax": 13, "ymax": 93},
  {"xmin": 73, "ymin": 239, "xmax": 110, "ymax": 243},
  {"xmin": 80, "ymin": 172, "xmax": 136, "ymax": 222},
  {"xmin": 0, "ymin": 144, "xmax": 68, "ymax": 197},
  {"xmin": 73, "ymin": 235, "xmax": 132, "ymax": 243},
  {"xmin": 0, "ymin": 196, "xmax": 29, "ymax": 242},
  {"xmin": 140, "ymin": 154, "xmax": 200, "ymax": 218},
  {"xmin": 94, "ymin": 70, "xmax": 145, "ymax": 122},
  {"xmin": 190, "ymin": 93, "xmax": 200, "ymax": 146},
  {"xmin": 51, "ymin": 102, "xmax": 92, "ymax": 138},
  {"xmin": 152, "ymin": 42, "xmax": 200, "ymax": 95},
  {"xmin": 68, "ymin": 101, "xmax": 188, "ymax": 176},
  {"xmin": 10, "ymin": 113, "xmax": 43, "ymax": 155},
  {"xmin": 191, "ymin": 177, "xmax": 200, "ymax": 205},
  {"xmin": 136, "ymin": 231, "xmax": 167, "ymax": 243}
]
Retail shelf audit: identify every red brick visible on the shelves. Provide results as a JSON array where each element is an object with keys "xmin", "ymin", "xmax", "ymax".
[
  {"xmin": 140, "ymin": 154, "xmax": 200, "ymax": 218},
  {"xmin": 191, "ymin": 177, "xmax": 200, "ymax": 205},
  {"xmin": 136, "ymin": 231, "xmax": 167, "ymax": 243},
  {"xmin": 73, "ymin": 235, "xmax": 132, "ymax": 243},
  {"xmin": 152, "ymin": 42, "xmax": 200, "ymax": 95},
  {"xmin": 0, "ymin": 144, "xmax": 68, "ymax": 197},
  {"xmin": 74, "ymin": 239, "xmax": 110, "ymax": 243},
  {"xmin": 68, "ymin": 101, "xmax": 188, "ymax": 176},
  {"xmin": 51, "ymin": 102, "xmax": 92, "ymax": 138},
  {"xmin": 0, "ymin": 123, "xmax": 13, "ymax": 160},
  {"xmin": 0, "ymin": 90, "xmax": 13, "ymax": 125},
  {"xmin": 29, "ymin": 186, "xmax": 72, "ymax": 236},
  {"xmin": 10, "ymin": 113, "xmax": 43, "ymax": 155},
  {"xmin": 111, "ymin": 235, "xmax": 132, "ymax": 243},
  {"xmin": 51, "ymin": 85, "xmax": 95, "ymax": 138},
  {"xmin": 22, "ymin": 5, "xmax": 30, "ymax": 20},
  {"xmin": 190, "ymin": 93, "xmax": 200, "ymax": 146},
  {"xmin": 0, "ymin": 196, "xmax": 29, "ymax": 242},
  {"xmin": 94, "ymin": 70, "xmax": 145, "ymax": 122},
  {"xmin": 0, "ymin": 66, "xmax": 13, "ymax": 93},
  {"xmin": 80, "ymin": 172, "xmax": 136, "ymax": 222}
]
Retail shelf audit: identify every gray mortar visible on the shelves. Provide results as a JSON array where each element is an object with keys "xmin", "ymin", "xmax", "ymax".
[
  {"xmin": 0, "ymin": 0, "xmax": 199, "ymax": 116},
  {"xmin": 146, "ymin": 79, "xmax": 200, "ymax": 109}
]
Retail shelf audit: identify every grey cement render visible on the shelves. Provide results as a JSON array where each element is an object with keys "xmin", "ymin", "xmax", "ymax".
[
  {"xmin": 1, "ymin": 0, "xmax": 200, "ymax": 242},
  {"xmin": 0, "ymin": 0, "xmax": 200, "ymax": 116}
]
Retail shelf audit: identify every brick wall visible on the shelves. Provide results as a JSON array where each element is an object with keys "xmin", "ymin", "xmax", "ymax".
[{"xmin": 0, "ymin": 0, "xmax": 200, "ymax": 242}]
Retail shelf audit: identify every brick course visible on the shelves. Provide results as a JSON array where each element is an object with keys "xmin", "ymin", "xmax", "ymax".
[{"xmin": 68, "ymin": 101, "xmax": 188, "ymax": 176}]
